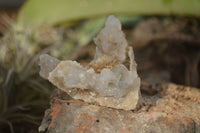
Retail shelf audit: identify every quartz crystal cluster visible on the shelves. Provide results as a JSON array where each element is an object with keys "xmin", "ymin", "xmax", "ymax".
[{"xmin": 39, "ymin": 15, "xmax": 142, "ymax": 110}]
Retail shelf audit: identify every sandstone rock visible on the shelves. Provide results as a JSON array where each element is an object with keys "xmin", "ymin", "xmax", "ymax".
[{"xmin": 39, "ymin": 83, "xmax": 200, "ymax": 133}]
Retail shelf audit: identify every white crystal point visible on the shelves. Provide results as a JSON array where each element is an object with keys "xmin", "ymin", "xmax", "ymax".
[
  {"xmin": 39, "ymin": 15, "xmax": 142, "ymax": 110},
  {"xmin": 92, "ymin": 15, "xmax": 128, "ymax": 65},
  {"xmin": 105, "ymin": 15, "xmax": 121, "ymax": 29}
]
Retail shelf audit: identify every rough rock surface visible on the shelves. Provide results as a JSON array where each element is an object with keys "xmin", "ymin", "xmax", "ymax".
[
  {"xmin": 39, "ymin": 15, "xmax": 141, "ymax": 110},
  {"xmin": 39, "ymin": 83, "xmax": 200, "ymax": 133}
]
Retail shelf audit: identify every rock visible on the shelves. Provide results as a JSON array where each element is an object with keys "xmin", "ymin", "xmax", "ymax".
[
  {"xmin": 39, "ymin": 15, "xmax": 141, "ymax": 110},
  {"xmin": 39, "ymin": 83, "xmax": 200, "ymax": 133}
]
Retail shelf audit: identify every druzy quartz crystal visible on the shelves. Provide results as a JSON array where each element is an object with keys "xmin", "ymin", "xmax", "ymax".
[{"xmin": 39, "ymin": 15, "xmax": 142, "ymax": 110}]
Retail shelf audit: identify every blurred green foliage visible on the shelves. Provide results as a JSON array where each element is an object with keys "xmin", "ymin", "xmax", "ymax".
[
  {"xmin": 19, "ymin": 0, "xmax": 200, "ymax": 26},
  {"xmin": 0, "ymin": 17, "xmax": 55, "ymax": 132},
  {"xmin": 0, "ymin": 16, "xmax": 80, "ymax": 132}
]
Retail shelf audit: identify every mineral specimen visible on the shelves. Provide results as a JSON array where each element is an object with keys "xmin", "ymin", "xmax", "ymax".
[{"xmin": 39, "ymin": 15, "xmax": 142, "ymax": 110}]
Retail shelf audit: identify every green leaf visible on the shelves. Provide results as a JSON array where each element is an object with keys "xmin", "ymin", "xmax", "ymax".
[{"xmin": 19, "ymin": 0, "xmax": 200, "ymax": 26}]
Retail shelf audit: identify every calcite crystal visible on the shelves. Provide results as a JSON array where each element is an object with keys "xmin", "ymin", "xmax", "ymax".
[{"xmin": 39, "ymin": 15, "xmax": 142, "ymax": 110}]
